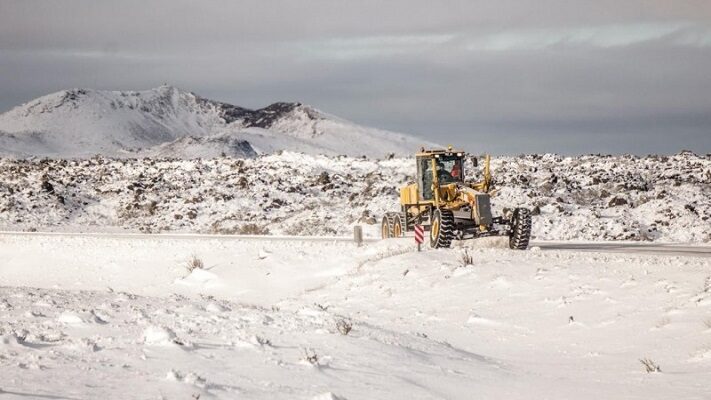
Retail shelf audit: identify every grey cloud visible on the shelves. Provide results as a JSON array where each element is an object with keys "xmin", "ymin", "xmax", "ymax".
[
  {"xmin": 3, "ymin": 0, "xmax": 711, "ymax": 50},
  {"xmin": 1, "ymin": 0, "xmax": 710, "ymax": 154}
]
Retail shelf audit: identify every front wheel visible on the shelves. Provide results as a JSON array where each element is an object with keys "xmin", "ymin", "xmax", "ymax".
[
  {"xmin": 430, "ymin": 208, "xmax": 454, "ymax": 248},
  {"xmin": 509, "ymin": 208, "xmax": 532, "ymax": 250}
]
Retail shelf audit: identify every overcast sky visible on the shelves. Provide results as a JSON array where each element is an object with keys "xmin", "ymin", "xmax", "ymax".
[{"xmin": 1, "ymin": 0, "xmax": 710, "ymax": 154}]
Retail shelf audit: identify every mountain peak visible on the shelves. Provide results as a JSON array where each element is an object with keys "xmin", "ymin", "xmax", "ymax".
[{"xmin": 151, "ymin": 84, "xmax": 186, "ymax": 95}]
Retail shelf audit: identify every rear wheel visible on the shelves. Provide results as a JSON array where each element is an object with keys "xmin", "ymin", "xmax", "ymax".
[
  {"xmin": 381, "ymin": 215, "xmax": 391, "ymax": 239},
  {"xmin": 509, "ymin": 208, "xmax": 532, "ymax": 250},
  {"xmin": 381, "ymin": 213, "xmax": 402, "ymax": 239},
  {"xmin": 430, "ymin": 208, "xmax": 454, "ymax": 248},
  {"xmin": 392, "ymin": 214, "xmax": 403, "ymax": 238}
]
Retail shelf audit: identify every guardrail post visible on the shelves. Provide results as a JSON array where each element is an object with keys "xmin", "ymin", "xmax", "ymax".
[{"xmin": 354, "ymin": 225, "xmax": 363, "ymax": 247}]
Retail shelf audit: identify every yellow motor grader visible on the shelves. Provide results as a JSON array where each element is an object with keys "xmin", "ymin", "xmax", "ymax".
[{"xmin": 381, "ymin": 147, "xmax": 532, "ymax": 249}]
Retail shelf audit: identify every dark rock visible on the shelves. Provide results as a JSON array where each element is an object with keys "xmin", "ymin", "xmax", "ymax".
[
  {"xmin": 41, "ymin": 180, "xmax": 54, "ymax": 193},
  {"xmin": 608, "ymin": 197, "xmax": 628, "ymax": 207},
  {"xmin": 209, "ymin": 100, "xmax": 320, "ymax": 129},
  {"xmin": 317, "ymin": 172, "xmax": 330, "ymax": 185}
]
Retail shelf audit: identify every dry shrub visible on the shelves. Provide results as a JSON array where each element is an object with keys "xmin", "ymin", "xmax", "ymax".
[
  {"xmin": 238, "ymin": 223, "xmax": 270, "ymax": 235},
  {"xmin": 336, "ymin": 319, "xmax": 352, "ymax": 335},
  {"xmin": 303, "ymin": 349, "xmax": 319, "ymax": 365},
  {"xmin": 460, "ymin": 249, "xmax": 473, "ymax": 267},
  {"xmin": 640, "ymin": 358, "xmax": 661, "ymax": 373},
  {"xmin": 185, "ymin": 255, "xmax": 204, "ymax": 273}
]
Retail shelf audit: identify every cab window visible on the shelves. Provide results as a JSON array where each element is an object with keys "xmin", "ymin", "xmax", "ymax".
[{"xmin": 436, "ymin": 156, "xmax": 463, "ymax": 184}]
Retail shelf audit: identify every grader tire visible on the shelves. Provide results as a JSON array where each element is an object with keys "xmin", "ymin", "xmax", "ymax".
[
  {"xmin": 392, "ymin": 214, "xmax": 404, "ymax": 238},
  {"xmin": 430, "ymin": 209, "xmax": 454, "ymax": 248},
  {"xmin": 509, "ymin": 208, "xmax": 532, "ymax": 250},
  {"xmin": 381, "ymin": 215, "xmax": 391, "ymax": 239},
  {"xmin": 381, "ymin": 213, "xmax": 401, "ymax": 239}
]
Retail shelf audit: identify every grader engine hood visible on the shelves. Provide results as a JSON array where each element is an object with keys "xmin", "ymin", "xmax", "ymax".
[{"xmin": 438, "ymin": 183, "xmax": 458, "ymax": 202}]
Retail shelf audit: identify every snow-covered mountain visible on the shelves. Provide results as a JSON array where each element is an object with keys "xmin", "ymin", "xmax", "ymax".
[{"xmin": 0, "ymin": 86, "xmax": 429, "ymax": 158}]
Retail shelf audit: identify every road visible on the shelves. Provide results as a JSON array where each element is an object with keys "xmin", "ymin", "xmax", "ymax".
[
  {"xmin": 0, "ymin": 230, "xmax": 378, "ymax": 243},
  {"xmin": 0, "ymin": 231, "xmax": 709, "ymax": 257},
  {"xmin": 532, "ymin": 241, "xmax": 711, "ymax": 258}
]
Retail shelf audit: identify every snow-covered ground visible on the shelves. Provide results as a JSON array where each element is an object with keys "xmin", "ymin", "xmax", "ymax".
[
  {"xmin": 1, "ymin": 126, "xmax": 708, "ymax": 397},
  {"xmin": 1, "ymin": 233, "xmax": 710, "ymax": 399},
  {"xmin": 0, "ymin": 151, "xmax": 708, "ymax": 242}
]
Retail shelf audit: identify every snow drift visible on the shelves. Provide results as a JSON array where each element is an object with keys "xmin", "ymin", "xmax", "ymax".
[{"xmin": 1, "ymin": 234, "xmax": 710, "ymax": 399}]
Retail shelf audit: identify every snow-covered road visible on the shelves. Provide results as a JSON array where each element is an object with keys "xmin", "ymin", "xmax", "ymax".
[
  {"xmin": 2, "ymin": 230, "xmax": 710, "ymax": 257},
  {"xmin": 534, "ymin": 241, "xmax": 711, "ymax": 258},
  {"xmin": 1, "ymin": 233, "xmax": 710, "ymax": 399}
]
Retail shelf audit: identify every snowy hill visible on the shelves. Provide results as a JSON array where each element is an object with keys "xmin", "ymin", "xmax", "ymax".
[
  {"xmin": 0, "ymin": 86, "xmax": 428, "ymax": 158},
  {"xmin": 0, "ymin": 152, "xmax": 708, "ymax": 242}
]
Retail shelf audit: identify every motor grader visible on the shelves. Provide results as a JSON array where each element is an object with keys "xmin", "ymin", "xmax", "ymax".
[{"xmin": 381, "ymin": 147, "xmax": 532, "ymax": 249}]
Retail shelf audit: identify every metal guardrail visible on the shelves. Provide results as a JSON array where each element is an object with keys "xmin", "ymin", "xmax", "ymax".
[{"xmin": 0, "ymin": 230, "xmax": 380, "ymax": 243}]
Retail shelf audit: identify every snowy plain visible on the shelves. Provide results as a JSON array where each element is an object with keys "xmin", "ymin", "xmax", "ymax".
[{"xmin": 1, "ymin": 233, "xmax": 710, "ymax": 399}]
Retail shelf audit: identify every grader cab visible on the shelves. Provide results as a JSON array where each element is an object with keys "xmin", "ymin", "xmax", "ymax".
[{"xmin": 382, "ymin": 147, "xmax": 532, "ymax": 249}]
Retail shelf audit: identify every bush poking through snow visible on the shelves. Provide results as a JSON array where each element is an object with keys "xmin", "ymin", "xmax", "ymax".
[
  {"xmin": 336, "ymin": 319, "xmax": 352, "ymax": 335},
  {"xmin": 185, "ymin": 255, "xmax": 204, "ymax": 273},
  {"xmin": 303, "ymin": 348, "xmax": 319, "ymax": 365},
  {"xmin": 253, "ymin": 335, "xmax": 272, "ymax": 347},
  {"xmin": 459, "ymin": 249, "xmax": 473, "ymax": 267},
  {"xmin": 238, "ymin": 223, "xmax": 270, "ymax": 235},
  {"xmin": 640, "ymin": 358, "xmax": 661, "ymax": 373}
]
